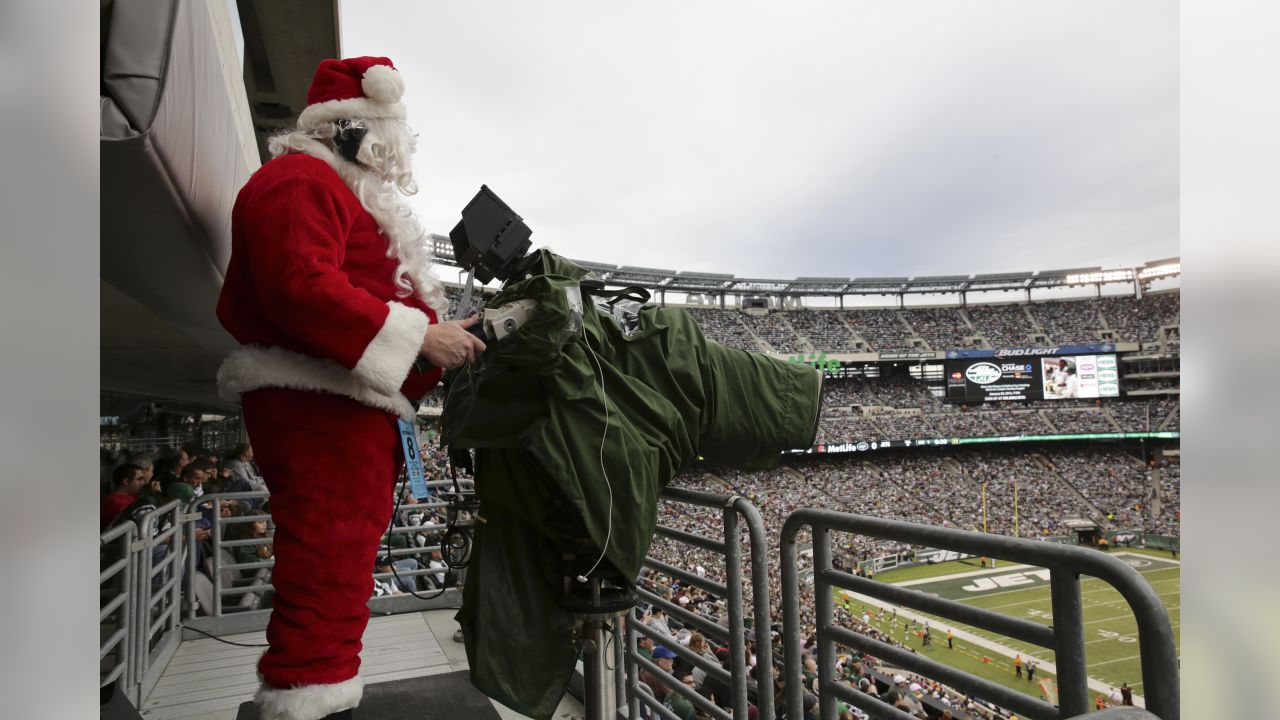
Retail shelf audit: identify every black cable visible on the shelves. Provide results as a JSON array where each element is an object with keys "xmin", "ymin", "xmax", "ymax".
[
  {"xmin": 185, "ymin": 625, "xmax": 269, "ymax": 648},
  {"xmin": 385, "ymin": 484, "xmax": 450, "ymax": 601},
  {"xmin": 603, "ymin": 618, "xmax": 618, "ymax": 671}
]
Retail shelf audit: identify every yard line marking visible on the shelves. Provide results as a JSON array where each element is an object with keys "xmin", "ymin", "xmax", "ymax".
[
  {"xmin": 1090, "ymin": 654, "xmax": 1143, "ymax": 667},
  {"xmin": 1083, "ymin": 590, "xmax": 1181, "ymax": 607},
  {"xmin": 1084, "ymin": 608, "xmax": 1179, "ymax": 625},
  {"xmin": 1086, "ymin": 621, "xmax": 1182, "ymax": 645}
]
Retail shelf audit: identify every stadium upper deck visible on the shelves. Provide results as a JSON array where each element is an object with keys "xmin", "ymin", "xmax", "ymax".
[{"xmin": 435, "ymin": 238, "xmax": 1180, "ymax": 354}]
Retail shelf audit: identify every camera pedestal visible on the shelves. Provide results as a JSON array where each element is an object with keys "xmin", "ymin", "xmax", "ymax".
[{"xmin": 565, "ymin": 575, "xmax": 633, "ymax": 720}]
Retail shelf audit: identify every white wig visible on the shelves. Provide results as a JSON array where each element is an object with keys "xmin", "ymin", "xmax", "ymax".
[{"xmin": 267, "ymin": 120, "xmax": 449, "ymax": 314}]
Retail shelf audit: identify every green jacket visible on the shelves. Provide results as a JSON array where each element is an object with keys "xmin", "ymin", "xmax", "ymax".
[{"xmin": 445, "ymin": 251, "xmax": 822, "ymax": 719}]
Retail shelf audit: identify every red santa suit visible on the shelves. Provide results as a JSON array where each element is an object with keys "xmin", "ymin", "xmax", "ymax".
[{"xmin": 215, "ymin": 57, "xmax": 443, "ymax": 720}]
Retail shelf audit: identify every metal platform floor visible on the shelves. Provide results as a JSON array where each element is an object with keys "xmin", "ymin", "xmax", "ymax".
[{"xmin": 139, "ymin": 609, "xmax": 584, "ymax": 720}]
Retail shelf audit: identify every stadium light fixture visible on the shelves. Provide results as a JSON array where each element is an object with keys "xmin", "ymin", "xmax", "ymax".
[
  {"xmin": 1138, "ymin": 263, "xmax": 1181, "ymax": 280},
  {"xmin": 1065, "ymin": 269, "xmax": 1134, "ymax": 285}
]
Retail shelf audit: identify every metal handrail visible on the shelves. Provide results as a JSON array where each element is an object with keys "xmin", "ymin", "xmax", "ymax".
[
  {"xmin": 133, "ymin": 499, "xmax": 185, "ymax": 704},
  {"xmin": 781, "ymin": 509, "xmax": 1179, "ymax": 720},
  {"xmin": 99, "ymin": 522, "xmax": 136, "ymax": 694},
  {"xmin": 624, "ymin": 487, "xmax": 776, "ymax": 720}
]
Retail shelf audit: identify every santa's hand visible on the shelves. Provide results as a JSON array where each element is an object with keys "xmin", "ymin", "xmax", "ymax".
[{"xmin": 420, "ymin": 316, "xmax": 487, "ymax": 368}]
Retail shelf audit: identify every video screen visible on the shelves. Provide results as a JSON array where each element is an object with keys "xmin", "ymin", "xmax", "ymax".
[
  {"xmin": 1041, "ymin": 355, "xmax": 1120, "ymax": 400},
  {"xmin": 945, "ymin": 354, "xmax": 1119, "ymax": 403}
]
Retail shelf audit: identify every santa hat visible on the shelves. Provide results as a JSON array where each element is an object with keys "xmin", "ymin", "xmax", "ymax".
[{"xmin": 297, "ymin": 56, "xmax": 406, "ymax": 130}]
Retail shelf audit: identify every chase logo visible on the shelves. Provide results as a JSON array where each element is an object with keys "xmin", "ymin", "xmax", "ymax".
[{"xmin": 965, "ymin": 362, "xmax": 1003, "ymax": 385}]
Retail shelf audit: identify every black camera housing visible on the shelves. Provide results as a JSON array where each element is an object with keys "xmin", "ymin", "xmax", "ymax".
[{"xmin": 449, "ymin": 185, "xmax": 534, "ymax": 284}]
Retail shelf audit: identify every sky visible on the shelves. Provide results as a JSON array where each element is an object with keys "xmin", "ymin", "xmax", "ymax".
[{"xmin": 337, "ymin": 1, "xmax": 1178, "ymax": 282}]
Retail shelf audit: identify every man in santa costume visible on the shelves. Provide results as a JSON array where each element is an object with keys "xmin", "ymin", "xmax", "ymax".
[{"xmin": 216, "ymin": 56, "xmax": 485, "ymax": 720}]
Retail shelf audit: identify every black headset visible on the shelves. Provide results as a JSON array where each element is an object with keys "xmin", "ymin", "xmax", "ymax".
[{"xmin": 333, "ymin": 119, "xmax": 367, "ymax": 164}]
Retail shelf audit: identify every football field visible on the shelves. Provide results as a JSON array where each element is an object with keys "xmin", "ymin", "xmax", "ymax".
[{"xmin": 836, "ymin": 550, "xmax": 1180, "ymax": 704}]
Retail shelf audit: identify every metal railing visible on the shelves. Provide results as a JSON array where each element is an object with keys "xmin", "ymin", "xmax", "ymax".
[
  {"xmin": 135, "ymin": 500, "xmax": 188, "ymax": 704},
  {"xmin": 99, "ymin": 500, "xmax": 191, "ymax": 707},
  {"xmin": 622, "ymin": 487, "xmax": 776, "ymax": 720},
  {"xmin": 183, "ymin": 481, "xmax": 467, "ymax": 637},
  {"xmin": 780, "ymin": 510, "xmax": 1179, "ymax": 720},
  {"xmin": 100, "ymin": 479, "xmax": 472, "ymax": 706},
  {"xmin": 99, "ymin": 522, "xmax": 136, "ymax": 693},
  {"xmin": 203, "ymin": 491, "xmax": 275, "ymax": 618}
]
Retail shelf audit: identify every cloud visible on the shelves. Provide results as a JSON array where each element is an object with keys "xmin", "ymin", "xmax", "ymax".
[{"xmin": 344, "ymin": 1, "xmax": 1177, "ymax": 280}]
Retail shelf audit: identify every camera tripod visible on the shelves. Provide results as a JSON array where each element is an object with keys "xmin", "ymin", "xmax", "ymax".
[{"xmin": 560, "ymin": 533, "xmax": 636, "ymax": 720}]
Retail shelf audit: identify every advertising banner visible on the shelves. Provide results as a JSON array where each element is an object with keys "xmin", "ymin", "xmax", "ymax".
[
  {"xmin": 789, "ymin": 431, "xmax": 1180, "ymax": 456},
  {"xmin": 946, "ymin": 343, "xmax": 1116, "ymax": 359},
  {"xmin": 946, "ymin": 352, "xmax": 1120, "ymax": 403}
]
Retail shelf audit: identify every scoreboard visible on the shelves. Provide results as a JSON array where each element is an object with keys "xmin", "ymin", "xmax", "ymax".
[{"xmin": 945, "ymin": 350, "xmax": 1120, "ymax": 403}]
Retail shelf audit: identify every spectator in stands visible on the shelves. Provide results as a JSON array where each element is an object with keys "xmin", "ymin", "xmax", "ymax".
[
  {"xmin": 180, "ymin": 458, "xmax": 216, "ymax": 551},
  {"xmin": 152, "ymin": 447, "xmax": 187, "ymax": 491},
  {"xmin": 636, "ymin": 634, "xmax": 655, "ymax": 661},
  {"xmin": 126, "ymin": 453, "xmax": 155, "ymax": 488},
  {"xmin": 685, "ymin": 632, "xmax": 718, "ymax": 689},
  {"xmin": 642, "ymin": 646, "xmax": 678, "ymax": 702},
  {"xmin": 181, "ymin": 457, "xmax": 215, "ymax": 498},
  {"xmin": 422, "ymin": 549, "xmax": 448, "ymax": 590},
  {"xmin": 645, "ymin": 608, "xmax": 673, "ymax": 637},
  {"xmin": 225, "ymin": 443, "xmax": 258, "ymax": 490},
  {"xmin": 665, "ymin": 675, "xmax": 698, "ymax": 720},
  {"xmin": 372, "ymin": 556, "xmax": 403, "ymax": 597},
  {"xmin": 227, "ymin": 515, "xmax": 274, "ymax": 569},
  {"xmin": 109, "ymin": 480, "xmax": 197, "ymax": 534},
  {"xmin": 220, "ymin": 446, "xmax": 264, "ymax": 510},
  {"xmin": 101, "ymin": 463, "xmax": 146, "ymax": 529},
  {"xmin": 168, "ymin": 446, "xmax": 193, "ymax": 473}
]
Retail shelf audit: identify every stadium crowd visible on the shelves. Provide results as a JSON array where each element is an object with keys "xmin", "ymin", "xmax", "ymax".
[
  {"xmin": 671, "ymin": 291, "xmax": 1179, "ymax": 354},
  {"xmin": 900, "ymin": 308, "xmax": 977, "ymax": 351},
  {"xmin": 685, "ymin": 307, "xmax": 763, "ymax": 352},
  {"xmin": 1039, "ymin": 448, "xmax": 1179, "ymax": 536},
  {"xmin": 962, "ymin": 303, "xmax": 1041, "ymax": 348},
  {"xmin": 788, "ymin": 310, "xmax": 864, "ymax": 353},
  {"xmin": 749, "ymin": 312, "xmax": 808, "ymax": 354},
  {"xmin": 1027, "ymin": 300, "xmax": 1105, "ymax": 346},
  {"xmin": 810, "ymin": 374, "xmax": 1179, "ymax": 446},
  {"xmin": 438, "ymin": 280, "xmax": 1180, "ymax": 356}
]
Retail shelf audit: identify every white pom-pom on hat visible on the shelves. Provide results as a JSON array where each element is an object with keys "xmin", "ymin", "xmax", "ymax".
[{"xmin": 362, "ymin": 64, "xmax": 405, "ymax": 105}]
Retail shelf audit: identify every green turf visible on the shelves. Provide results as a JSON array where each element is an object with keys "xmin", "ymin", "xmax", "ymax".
[
  {"xmin": 835, "ymin": 596, "xmax": 1062, "ymax": 699},
  {"xmin": 873, "ymin": 558, "xmax": 1000, "ymax": 583},
  {"xmin": 835, "ymin": 551, "xmax": 1180, "ymax": 702}
]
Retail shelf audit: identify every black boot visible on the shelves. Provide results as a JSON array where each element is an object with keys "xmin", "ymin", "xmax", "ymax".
[{"xmin": 319, "ymin": 710, "xmax": 353, "ymax": 720}]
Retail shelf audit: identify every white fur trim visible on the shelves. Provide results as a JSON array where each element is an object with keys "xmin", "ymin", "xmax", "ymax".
[
  {"xmin": 255, "ymin": 676, "xmax": 363, "ymax": 720},
  {"xmin": 218, "ymin": 345, "xmax": 419, "ymax": 421},
  {"xmin": 361, "ymin": 64, "xmax": 404, "ymax": 104},
  {"xmin": 352, "ymin": 302, "xmax": 430, "ymax": 396},
  {"xmin": 297, "ymin": 97, "xmax": 406, "ymax": 130}
]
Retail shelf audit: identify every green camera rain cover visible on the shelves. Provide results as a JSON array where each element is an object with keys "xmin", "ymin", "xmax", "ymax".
[{"xmin": 442, "ymin": 250, "xmax": 822, "ymax": 719}]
